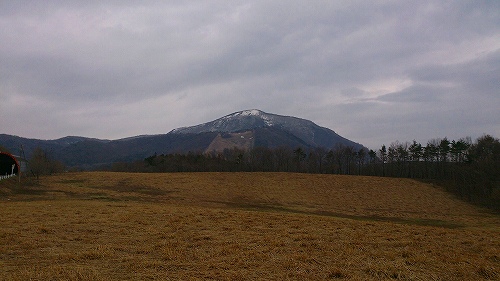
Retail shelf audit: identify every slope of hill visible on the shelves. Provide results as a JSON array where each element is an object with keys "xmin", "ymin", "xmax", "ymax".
[
  {"xmin": 55, "ymin": 132, "xmax": 220, "ymax": 167},
  {"xmin": 1, "ymin": 172, "xmax": 499, "ymax": 280}
]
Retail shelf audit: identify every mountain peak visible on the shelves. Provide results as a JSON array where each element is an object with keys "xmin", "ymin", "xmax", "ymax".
[
  {"xmin": 234, "ymin": 109, "xmax": 263, "ymax": 116},
  {"xmin": 222, "ymin": 109, "xmax": 275, "ymax": 126},
  {"xmin": 169, "ymin": 109, "xmax": 363, "ymax": 150},
  {"xmin": 171, "ymin": 109, "xmax": 271, "ymax": 134},
  {"xmin": 221, "ymin": 109, "xmax": 267, "ymax": 121}
]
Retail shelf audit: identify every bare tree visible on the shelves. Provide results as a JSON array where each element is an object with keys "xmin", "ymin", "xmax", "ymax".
[{"xmin": 29, "ymin": 147, "xmax": 64, "ymax": 179}]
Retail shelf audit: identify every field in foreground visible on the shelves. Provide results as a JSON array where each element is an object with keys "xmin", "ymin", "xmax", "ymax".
[{"xmin": 1, "ymin": 172, "xmax": 499, "ymax": 280}]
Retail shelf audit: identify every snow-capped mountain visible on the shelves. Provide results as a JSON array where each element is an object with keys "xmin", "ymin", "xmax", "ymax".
[
  {"xmin": 170, "ymin": 109, "xmax": 363, "ymax": 150},
  {"xmin": 171, "ymin": 109, "xmax": 276, "ymax": 133},
  {"xmin": 0, "ymin": 109, "xmax": 364, "ymax": 168}
]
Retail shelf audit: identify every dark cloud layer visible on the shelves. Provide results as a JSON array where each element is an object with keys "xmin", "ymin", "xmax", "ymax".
[{"xmin": 1, "ymin": 1, "xmax": 499, "ymax": 148}]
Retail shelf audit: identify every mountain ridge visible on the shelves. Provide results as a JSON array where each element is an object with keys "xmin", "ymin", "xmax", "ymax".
[{"xmin": 0, "ymin": 110, "xmax": 365, "ymax": 168}]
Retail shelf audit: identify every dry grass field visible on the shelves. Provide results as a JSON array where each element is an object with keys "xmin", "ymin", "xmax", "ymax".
[{"xmin": 1, "ymin": 172, "xmax": 499, "ymax": 280}]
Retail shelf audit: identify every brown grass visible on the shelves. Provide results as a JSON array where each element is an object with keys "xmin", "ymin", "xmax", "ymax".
[{"xmin": 1, "ymin": 172, "xmax": 499, "ymax": 280}]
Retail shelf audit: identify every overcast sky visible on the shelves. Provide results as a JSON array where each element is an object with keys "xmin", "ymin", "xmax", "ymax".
[{"xmin": 1, "ymin": 1, "xmax": 499, "ymax": 149}]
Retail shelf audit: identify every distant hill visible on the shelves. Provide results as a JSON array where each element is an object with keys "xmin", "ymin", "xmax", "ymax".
[{"xmin": 0, "ymin": 109, "xmax": 364, "ymax": 168}]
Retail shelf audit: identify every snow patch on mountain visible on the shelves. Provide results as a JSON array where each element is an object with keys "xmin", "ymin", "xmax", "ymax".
[
  {"xmin": 171, "ymin": 109, "xmax": 276, "ymax": 134},
  {"xmin": 227, "ymin": 109, "xmax": 280, "ymax": 126},
  {"xmin": 237, "ymin": 109, "xmax": 262, "ymax": 117}
]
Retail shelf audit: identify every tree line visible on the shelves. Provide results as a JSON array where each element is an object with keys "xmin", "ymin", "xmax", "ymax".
[{"xmin": 109, "ymin": 134, "xmax": 499, "ymax": 209}]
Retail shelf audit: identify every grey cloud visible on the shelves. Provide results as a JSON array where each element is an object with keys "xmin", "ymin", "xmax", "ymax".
[
  {"xmin": 376, "ymin": 84, "xmax": 446, "ymax": 103},
  {"xmin": 1, "ymin": 1, "xmax": 499, "ymax": 148}
]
